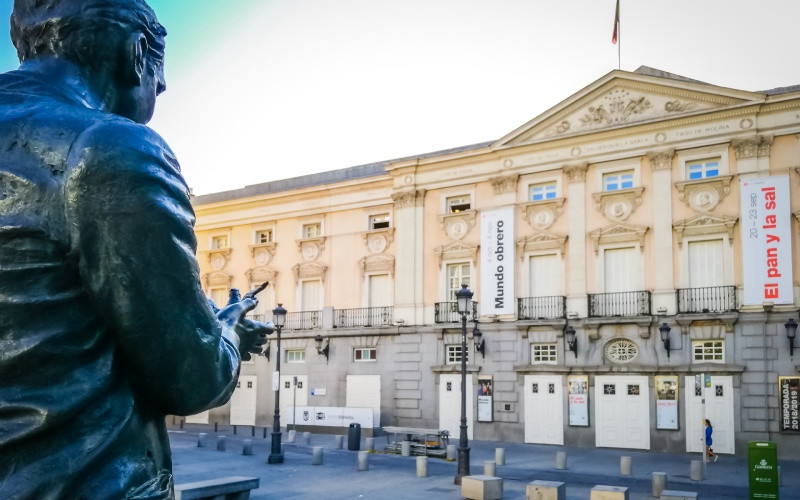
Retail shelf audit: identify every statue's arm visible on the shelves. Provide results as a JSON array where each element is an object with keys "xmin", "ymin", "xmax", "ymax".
[{"xmin": 64, "ymin": 121, "xmax": 241, "ymax": 416}]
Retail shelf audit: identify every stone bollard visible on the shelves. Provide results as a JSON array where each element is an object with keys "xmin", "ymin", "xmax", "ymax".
[
  {"xmin": 335, "ymin": 435, "xmax": 344, "ymax": 449},
  {"xmin": 526, "ymin": 480, "xmax": 566, "ymax": 500},
  {"xmin": 401, "ymin": 440, "xmax": 411, "ymax": 456},
  {"xmin": 365, "ymin": 437, "xmax": 375, "ymax": 452},
  {"xmin": 287, "ymin": 430, "xmax": 296, "ymax": 443},
  {"xmin": 312, "ymin": 446, "xmax": 324, "ymax": 465},
  {"xmin": 242, "ymin": 439, "xmax": 253, "ymax": 456},
  {"xmin": 357, "ymin": 450, "xmax": 369, "ymax": 471},
  {"xmin": 689, "ymin": 460, "xmax": 703, "ymax": 481},
  {"xmin": 652, "ymin": 472, "xmax": 667, "ymax": 498},
  {"xmin": 484, "ymin": 460, "xmax": 496, "ymax": 476},
  {"xmin": 216, "ymin": 436, "xmax": 226, "ymax": 451},
  {"xmin": 416, "ymin": 456, "xmax": 428, "ymax": 477},
  {"xmin": 778, "ymin": 465, "xmax": 782, "ymax": 486},
  {"xmin": 197, "ymin": 433, "xmax": 207, "ymax": 448},
  {"xmin": 303, "ymin": 432, "xmax": 311, "ymax": 445},
  {"xmin": 620, "ymin": 456, "xmax": 632, "ymax": 476},
  {"xmin": 555, "ymin": 451, "xmax": 567, "ymax": 470},
  {"xmin": 446, "ymin": 444, "xmax": 457, "ymax": 460},
  {"xmin": 495, "ymin": 447, "xmax": 505, "ymax": 466}
]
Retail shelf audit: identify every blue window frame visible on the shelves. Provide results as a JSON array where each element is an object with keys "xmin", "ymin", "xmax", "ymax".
[
  {"xmin": 529, "ymin": 183, "xmax": 557, "ymax": 201},
  {"xmin": 687, "ymin": 159, "xmax": 720, "ymax": 180},
  {"xmin": 604, "ymin": 171, "xmax": 634, "ymax": 191}
]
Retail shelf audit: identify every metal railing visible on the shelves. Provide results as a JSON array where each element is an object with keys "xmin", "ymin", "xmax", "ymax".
[
  {"xmin": 434, "ymin": 301, "xmax": 479, "ymax": 323},
  {"xmin": 588, "ymin": 291, "xmax": 651, "ymax": 317},
  {"xmin": 335, "ymin": 306, "xmax": 394, "ymax": 328},
  {"xmin": 677, "ymin": 286, "xmax": 737, "ymax": 314},
  {"xmin": 517, "ymin": 296, "xmax": 566, "ymax": 320},
  {"xmin": 248, "ymin": 313, "xmax": 273, "ymax": 323},
  {"xmin": 284, "ymin": 310, "xmax": 321, "ymax": 330}
]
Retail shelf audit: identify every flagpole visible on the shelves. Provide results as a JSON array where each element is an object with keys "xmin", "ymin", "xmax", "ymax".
[{"xmin": 617, "ymin": 0, "xmax": 621, "ymax": 69}]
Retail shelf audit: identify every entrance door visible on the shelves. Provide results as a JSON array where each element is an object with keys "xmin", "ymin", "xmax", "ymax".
[
  {"xmin": 685, "ymin": 375, "xmax": 734, "ymax": 454},
  {"xmin": 230, "ymin": 375, "xmax": 257, "ymax": 426},
  {"xmin": 524, "ymin": 375, "xmax": 564, "ymax": 445},
  {"xmin": 280, "ymin": 375, "xmax": 308, "ymax": 428},
  {"xmin": 346, "ymin": 375, "xmax": 381, "ymax": 426},
  {"xmin": 439, "ymin": 374, "xmax": 473, "ymax": 440},
  {"xmin": 595, "ymin": 375, "xmax": 650, "ymax": 449}
]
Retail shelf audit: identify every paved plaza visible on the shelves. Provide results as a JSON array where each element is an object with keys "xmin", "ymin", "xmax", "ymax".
[{"xmin": 169, "ymin": 425, "xmax": 799, "ymax": 499}]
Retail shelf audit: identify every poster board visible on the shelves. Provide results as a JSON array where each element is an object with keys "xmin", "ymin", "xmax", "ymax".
[
  {"xmin": 567, "ymin": 375, "xmax": 589, "ymax": 426},
  {"xmin": 655, "ymin": 375, "xmax": 679, "ymax": 430},
  {"xmin": 477, "ymin": 376, "xmax": 493, "ymax": 422},
  {"xmin": 779, "ymin": 376, "xmax": 800, "ymax": 432}
]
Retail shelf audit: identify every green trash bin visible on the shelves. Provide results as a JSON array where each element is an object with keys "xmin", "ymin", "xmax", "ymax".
[{"xmin": 748, "ymin": 441, "xmax": 779, "ymax": 500}]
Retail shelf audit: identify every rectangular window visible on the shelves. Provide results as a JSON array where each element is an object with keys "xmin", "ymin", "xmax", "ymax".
[
  {"xmin": 354, "ymin": 347, "xmax": 377, "ymax": 362},
  {"xmin": 687, "ymin": 158, "xmax": 720, "ymax": 180},
  {"xmin": 603, "ymin": 171, "xmax": 634, "ymax": 191},
  {"xmin": 446, "ymin": 195, "xmax": 471, "ymax": 213},
  {"xmin": 446, "ymin": 344, "xmax": 468, "ymax": 364},
  {"xmin": 369, "ymin": 214, "xmax": 390, "ymax": 230},
  {"xmin": 693, "ymin": 340, "xmax": 724, "ymax": 362},
  {"xmin": 255, "ymin": 229, "xmax": 273, "ymax": 244},
  {"xmin": 446, "ymin": 263, "xmax": 471, "ymax": 301},
  {"xmin": 286, "ymin": 349, "xmax": 306, "ymax": 363},
  {"xmin": 531, "ymin": 343, "xmax": 558, "ymax": 364},
  {"xmin": 211, "ymin": 235, "xmax": 228, "ymax": 249},
  {"xmin": 302, "ymin": 223, "xmax": 321, "ymax": 238},
  {"xmin": 529, "ymin": 182, "xmax": 557, "ymax": 201}
]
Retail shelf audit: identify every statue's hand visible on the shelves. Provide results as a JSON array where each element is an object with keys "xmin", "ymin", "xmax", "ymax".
[{"xmin": 235, "ymin": 317, "xmax": 274, "ymax": 361}]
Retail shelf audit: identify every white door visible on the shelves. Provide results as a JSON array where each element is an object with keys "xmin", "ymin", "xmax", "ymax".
[
  {"xmin": 301, "ymin": 280, "xmax": 322, "ymax": 311},
  {"xmin": 685, "ymin": 375, "xmax": 734, "ymax": 454},
  {"xmin": 368, "ymin": 274, "xmax": 391, "ymax": 307},
  {"xmin": 604, "ymin": 247, "xmax": 637, "ymax": 292},
  {"xmin": 230, "ymin": 375, "xmax": 257, "ymax": 426},
  {"xmin": 346, "ymin": 375, "xmax": 381, "ymax": 426},
  {"xmin": 524, "ymin": 375, "xmax": 564, "ymax": 445},
  {"xmin": 439, "ymin": 374, "xmax": 473, "ymax": 440},
  {"xmin": 529, "ymin": 254, "xmax": 561, "ymax": 297},
  {"xmin": 280, "ymin": 375, "xmax": 308, "ymax": 428},
  {"xmin": 688, "ymin": 240, "xmax": 724, "ymax": 288},
  {"xmin": 595, "ymin": 375, "xmax": 650, "ymax": 450},
  {"xmin": 185, "ymin": 410, "xmax": 209, "ymax": 424}
]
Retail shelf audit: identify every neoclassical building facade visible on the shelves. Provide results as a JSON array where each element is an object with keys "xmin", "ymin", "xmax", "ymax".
[{"xmin": 189, "ymin": 67, "xmax": 800, "ymax": 458}]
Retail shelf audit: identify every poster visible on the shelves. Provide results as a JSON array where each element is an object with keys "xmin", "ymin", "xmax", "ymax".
[
  {"xmin": 779, "ymin": 376, "xmax": 800, "ymax": 432},
  {"xmin": 567, "ymin": 375, "xmax": 589, "ymax": 426},
  {"xmin": 655, "ymin": 375, "xmax": 679, "ymax": 430},
  {"xmin": 480, "ymin": 206, "xmax": 515, "ymax": 316},
  {"xmin": 477, "ymin": 376, "xmax": 493, "ymax": 422}
]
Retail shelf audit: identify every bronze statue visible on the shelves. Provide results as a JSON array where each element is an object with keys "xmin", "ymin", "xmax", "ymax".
[{"xmin": 0, "ymin": 1, "xmax": 271, "ymax": 498}]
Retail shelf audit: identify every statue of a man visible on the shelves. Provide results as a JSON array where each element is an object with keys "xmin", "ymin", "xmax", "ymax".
[{"xmin": 0, "ymin": 1, "xmax": 270, "ymax": 498}]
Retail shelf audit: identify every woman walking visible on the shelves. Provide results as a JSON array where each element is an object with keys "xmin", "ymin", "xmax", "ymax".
[{"xmin": 705, "ymin": 419, "xmax": 718, "ymax": 462}]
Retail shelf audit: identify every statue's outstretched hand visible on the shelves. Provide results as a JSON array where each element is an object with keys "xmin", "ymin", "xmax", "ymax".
[{"xmin": 215, "ymin": 298, "xmax": 274, "ymax": 361}]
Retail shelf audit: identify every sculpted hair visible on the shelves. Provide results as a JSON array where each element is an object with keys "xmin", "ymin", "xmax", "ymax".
[{"xmin": 10, "ymin": 0, "xmax": 166, "ymax": 70}]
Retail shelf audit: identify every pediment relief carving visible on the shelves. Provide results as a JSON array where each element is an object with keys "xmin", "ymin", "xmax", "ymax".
[
  {"xmin": 674, "ymin": 175, "xmax": 733, "ymax": 212},
  {"xmin": 296, "ymin": 236, "xmax": 326, "ymax": 261},
  {"xmin": 588, "ymin": 223, "xmax": 649, "ymax": 254},
  {"xmin": 439, "ymin": 209, "xmax": 478, "ymax": 240},
  {"xmin": 434, "ymin": 241, "xmax": 479, "ymax": 267},
  {"xmin": 362, "ymin": 228, "xmax": 395, "ymax": 254},
  {"xmin": 516, "ymin": 231, "xmax": 567, "ymax": 258},
  {"xmin": 249, "ymin": 242, "xmax": 277, "ymax": 266},
  {"xmin": 673, "ymin": 213, "xmax": 737, "ymax": 247},
  {"xmin": 201, "ymin": 248, "xmax": 232, "ymax": 271},
  {"xmin": 592, "ymin": 187, "xmax": 644, "ymax": 222},
  {"xmin": 246, "ymin": 266, "xmax": 278, "ymax": 285},
  {"xmin": 358, "ymin": 254, "xmax": 395, "ymax": 278},
  {"xmin": 202, "ymin": 271, "xmax": 232, "ymax": 288},
  {"xmin": 521, "ymin": 198, "xmax": 565, "ymax": 230},
  {"xmin": 292, "ymin": 261, "xmax": 328, "ymax": 284}
]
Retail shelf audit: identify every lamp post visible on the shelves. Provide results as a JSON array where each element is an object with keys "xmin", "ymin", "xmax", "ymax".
[
  {"xmin": 267, "ymin": 303, "xmax": 287, "ymax": 464},
  {"xmin": 785, "ymin": 318, "xmax": 797, "ymax": 358},
  {"xmin": 659, "ymin": 322, "xmax": 672, "ymax": 358},
  {"xmin": 454, "ymin": 284, "xmax": 473, "ymax": 485}
]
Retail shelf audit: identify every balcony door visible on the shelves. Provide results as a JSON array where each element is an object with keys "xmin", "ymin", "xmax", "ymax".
[
  {"xmin": 529, "ymin": 253, "xmax": 561, "ymax": 297},
  {"xmin": 604, "ymin": 247, "xmax": 637, "ymax": 292},
  {"xmin": 688, "ymin": 240, "xmax": 724, "ymax": 288}
]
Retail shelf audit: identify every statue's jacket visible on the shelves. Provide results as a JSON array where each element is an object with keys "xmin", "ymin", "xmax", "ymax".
[{"xmin": 0, "ymin": 67, "xmax": 240, "ymax": 499}]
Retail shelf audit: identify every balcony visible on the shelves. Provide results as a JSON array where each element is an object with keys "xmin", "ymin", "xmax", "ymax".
[
  {"xmin": 588, "ymin": 291, "xmax": 650, "ymax": 317},
  {"xmin": 678, "ymin": 286, "xmax": 737, "ymax": 314},
  {"xmin": 284, "ymin": 310, "xmax": 321, "ymax": 330},
  {"xmin": 434, "ymin": 301, "xmax": 479, "ymax": 323},
  {"xmin": 517, "ymin": 296, "xmax": 566, "ymax": 320},
  {"xmin": 335, "ymin": 306, "xmax": 394, "ymax": 328}
]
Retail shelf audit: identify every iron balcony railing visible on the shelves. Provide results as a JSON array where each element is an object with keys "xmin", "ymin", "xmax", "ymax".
[
  {"xmin": 434, "ymin": 301, "xmax": 479, "ymax": 323},
  {"xmin": 284, "ymin": 310, "xmax": 321, "ymax": 330},
  {"xmin": 335, "ymin": 306, "xmax": 394, "ymax": 328},
  {"xmin": 517, "ymin": 296, "xmax": 566, "ymax": 320},
  {"xmin": 677, "ymin": 286, "xmax": 737, "ymax": 314},
  {"xmin": 588, "ymin": 291, "xmax": 651, "ymax": 317},
  {"xmin": 249, "ymin": 313, "xmax": 272, "ymax": 323}
]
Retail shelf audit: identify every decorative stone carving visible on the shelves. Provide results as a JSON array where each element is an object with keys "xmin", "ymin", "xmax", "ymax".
[
  {"xmin": 673, "ymin": 213, "xmax": 738, "ymax": 247},
  {"xmin": 249, "ymin": 242, "xmax": 277, "ymax": 266},
  {"xmin": 647, "ymin": 149, "xmax": 675, "ymax": 171},
  {"xmin": 592, "ymin": 187, "xmax": 644, "ymax": 222},
  {"xmin": 588, "ymin": 223, "xmax": 649, "ymax": 254},
  {"xmin": 516, "ymin": 232, "xmax": 567, "ymax": 258},
  {"xmin": 579, "ymin": 90, "xmax": 651, "ymax": 128},
  {"xmin": 604, "ymin": 338, "xmax": 639, "ymax": 364},
  {"xmin": 521, "ymin": 198, "xmax": 565, "ymax": 230},
  {"xmin": 433, "ymin": 241, "xmax": 479, "ymax": 268},
  {"xmin": 202, "ymin": 271, "xmax": 232, "ymax": 289},
  {"xmin": 362, "ymin": 228, "xmax": 394, "ymax": 254},
  {"xmin": 246, "ymin": 266, "xmax": 277, "ymax": 286},
  {"xmin": 732, "ymin": 135, "xmax": 773, "ymax": 159},
  {"xmin": 292, "ymin": 261, "xmax": 328, "ymax": 284},
  {"xmin": 664, "ymin": 100, "xmax": 698, "ymax": 113},
  {"xmin": 358, "ymin": 254, "xmax": 395, "ymax": 279},
  {"xmin": 392, "ymin": 189, "xmax": 425, "ymax": 208},
  {"xmin": 296, "ymin": 236, "xmax": 326, "ymax": 261},
  {"xmin": 564, "ymin": 164, "xmax": 588, "ymax": 183},
  {"xmin": 674, "ymin": 175, "xmax": 733, "ymax": 212},
  {"xmin": 489, "ymin": 174, "xmax": 518, "ymax": 195},
  {"xmin": 439, "ymin": 210, "xmax": 477, "ymax": 241},
  {"xmin": 202, "ymin": 248, "xmax": 232, "ymax": 271}
]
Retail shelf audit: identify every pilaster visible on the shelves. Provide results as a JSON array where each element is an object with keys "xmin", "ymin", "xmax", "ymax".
[
  {"xmin": 565, "ymin": 164, "xmax": 588, "ymax": 317},
  {"xmin": 648, "ymin": 149, "xmax": 676, "ymax": 314}
]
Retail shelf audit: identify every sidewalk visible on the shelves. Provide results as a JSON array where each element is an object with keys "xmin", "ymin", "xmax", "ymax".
[{"xmin": 169, "ymin": 425, "xmax": 799, "ymax": 499}]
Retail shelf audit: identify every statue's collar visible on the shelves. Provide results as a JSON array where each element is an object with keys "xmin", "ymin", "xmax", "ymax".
[{"xmin": 16, "ymin": 58, "xmax": 105, "ymax": 111}]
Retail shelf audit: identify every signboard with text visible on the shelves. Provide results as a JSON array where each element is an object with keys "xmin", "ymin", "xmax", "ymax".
[
  {"xmin": 477, "ymin": 376, "xmax": 493, "ymax": 422},
  {"xmin": 655, "ymin": 375, "xmax": 679, "ymax": 430},
  {"xmin": 779, "ymin": 376, "xmax": 800, "ymax": 432},
  {"xmin": 740, "ymin": 176, "xmax": 792, "ymax": 305},
  {"xmin": 567, "ymin": 375, "xmax": 589, "ymax": 426},
  {"xmin": 480, "ymin": 206, "xmax": 515, "ymax": 316},
  {"xmin": 291, "ymin": 406, "xmax": 373, "ymax": 428}
]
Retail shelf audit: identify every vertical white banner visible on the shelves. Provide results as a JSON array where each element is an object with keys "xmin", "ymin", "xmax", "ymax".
[
  {"xmin": 480, "ymin": 206, "xmax": 515, "ymax": 316},
  {"xmin": 740, "ymin": 175, "xmax": 793, "ymax": 305}
]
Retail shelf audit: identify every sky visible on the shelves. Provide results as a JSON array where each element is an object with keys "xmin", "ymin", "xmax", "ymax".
[{"xmin": 1, "ymin": 0, "xmax": 799, "ymax": 196}]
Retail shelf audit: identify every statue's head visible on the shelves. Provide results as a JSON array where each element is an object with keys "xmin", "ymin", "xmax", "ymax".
[{"xmin": 10, "ymin": 0, "xmax": 168, "ymax": 123}]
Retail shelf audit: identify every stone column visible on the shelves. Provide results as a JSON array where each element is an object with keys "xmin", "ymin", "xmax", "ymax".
[
  {"xmin": 648, "ymin": 150, "xmax": 676, "ymax": 314},
  {"xmin": 392, "ymin": 189, "xmax": 426, "ymax": 324},
  {"xmin": 733, "ymin": 135, "xmax": 773, "ymax": 178},
  {"xmin": 564, "ymin": 164, "xmax": 588, "ymax": 317}
]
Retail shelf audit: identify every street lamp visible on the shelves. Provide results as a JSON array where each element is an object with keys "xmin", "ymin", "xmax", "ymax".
[
  {"xmin": 659, "ymin": 322, "xmax": 672, "ymax": 358},
  {"xmin": 564, "ymin": 325, "xmax": 577, "ymax": 359},
  {"xmin": 267, "ymin": 303, "xmax": 287, "ymax": 464},
  {"xmin": 785, "ymin": 318, "xmax": 797, "ymax": 358},
  {"xmin": 454, "ymin": 284, "xmax": 473, "ymax": 485}
]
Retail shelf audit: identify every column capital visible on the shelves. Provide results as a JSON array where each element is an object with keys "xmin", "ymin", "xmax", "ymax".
[
  {"xmin": 392, "ymin": 189, "xmax": 426, "ymax": 208},
  {"xmin": 489, "ymin": 174, "xmax": 518, "ymax": 195},
  {"xmin": 732, "ymin": 134, "xmax": 773, "ymax": 160},
  {"xmin": 564, "ymin": 163, "xmax": 588, "ymax": 183},
  {"xmin": 647, "ymin": 149, "xmax": 675, "ymax": 171}
]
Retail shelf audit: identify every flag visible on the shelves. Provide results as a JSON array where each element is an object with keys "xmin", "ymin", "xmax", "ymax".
[{"xmin": 612, "ymin": 0, "xmax": 620, "ymax": 44}]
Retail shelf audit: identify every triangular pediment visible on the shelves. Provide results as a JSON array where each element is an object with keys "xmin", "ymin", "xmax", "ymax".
[
  {"xmin": 515, "ymin": 231, "xmax": 568, "ymax": 257},
  {"xmin": 588, "ymin": 222, "xmax": 649, "ymax": 254},
  {"xmin": 434, "ymin": 241, "xmax": 479, "ymax": 267},
  {"xmin": 673, "ymin": 213, "xmax": 738, "ymax": 245},
  {"xmin": 496, "ymin": 68, "xmax": 764, "ymax": 147}
]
